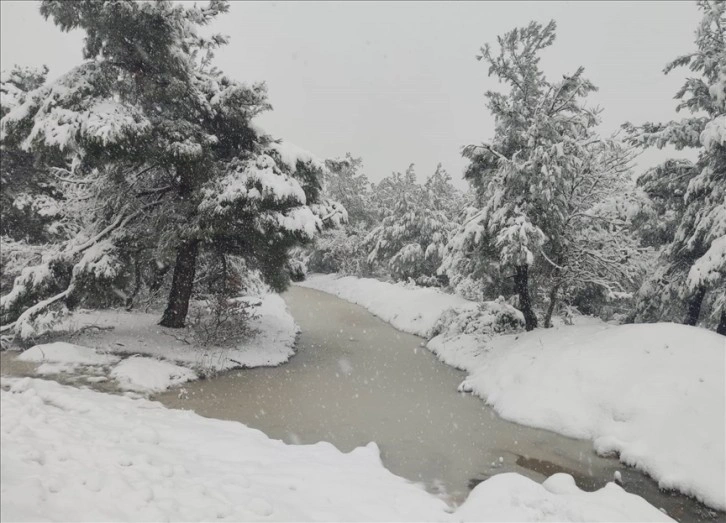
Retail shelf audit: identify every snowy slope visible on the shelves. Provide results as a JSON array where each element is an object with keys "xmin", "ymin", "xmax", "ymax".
[
  {"xmin": 300, "ymin": 274, "xmax": 726, "ymax": 510},
  {"xmin": 0, "ymin": 377, "xmax": 672, "ymax": 522}
]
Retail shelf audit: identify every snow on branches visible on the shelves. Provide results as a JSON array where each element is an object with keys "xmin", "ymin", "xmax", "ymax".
[
  {"xmin": 365, "ymin": 164, "xmax": 459, "ymax": 285},
  {"xmin": 628, "ymin": 0, "xmax": 725, "ymax": 330}
]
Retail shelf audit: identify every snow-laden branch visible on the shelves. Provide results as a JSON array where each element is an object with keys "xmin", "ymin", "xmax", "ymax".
[{"xmin": 0, "ymin": 201, "xmax": 163, "ymax": 338}]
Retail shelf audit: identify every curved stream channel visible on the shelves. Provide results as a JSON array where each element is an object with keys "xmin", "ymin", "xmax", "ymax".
[
  {"xmin": 154, "ymin": 286, "xmax": 721, "ymax": 521},
  {"xmin": 0, "ymin": 286, "xmax": 721, "ymax": 521}
]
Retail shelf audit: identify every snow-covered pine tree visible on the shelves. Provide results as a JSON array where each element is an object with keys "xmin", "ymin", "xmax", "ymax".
[
  {"xmin": 323, "ymin": 154, "xmax": 372, "ymax": 227},
  {"xmin": 0, "ymin": 0, "xmax": 330, "ymax": 337},
  {"xmin": 0, "ymin": 65, "xmax": 68, "ymax": 245},
  {"xmin": 446, "ymin": 20, "xmax": 643, "ymax": 330},
  {"xmin": 633, "ymin": 160, "xmax": 698, "ymax": 249},
  {"xmin": 299, "ymin": 154, "xmax": 367, "ymax": 276},
  {"xmin": 424, "ymin": 163, "xmax": 460, "ymax": 223},
  {"xmin": 365, "ymin": 164, "xmax": 459, "ymax": 285},
  {"xmin": 625, "ymin": 0, "xmax": 725, "ymax": 333}
]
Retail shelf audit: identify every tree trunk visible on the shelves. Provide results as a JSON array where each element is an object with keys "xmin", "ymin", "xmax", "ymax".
[
  {"xmin": 684, "ymin": 286, "xmax": 707, "ymax": 326},
  {"xmin": 514, "ymin": 264, "xmax": 538, "ymax": 331},
  {"xmin": 159, "ymin": 240, "xmax": 199, "ymax": 328},
  {"xmin": 543, "ymin": 281, "xmax": 560, "ymax": 328},
  {"xmin": 125, "ymin": 251, "xmax": 143, "ymax": 310},
  {"xmin": 717, "ymin": 308, "xmax": 726, "ymax": 336}
]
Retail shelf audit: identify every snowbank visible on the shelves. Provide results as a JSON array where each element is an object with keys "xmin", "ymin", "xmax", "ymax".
[
  {"xmin": 298, "ymin": 274, "xmax": 475, "ymax": 337},
  {"xmin": 18, "ymin": 341, "xmax": 119, "ymax": 366},
  {"xmin": 13, "ymin": 294, "xmax": 298, "ymax": 393},
  {"xmin": 458, "ymin": 322, "xmax": 726, "ymax": 511},
  {"xmin": 0, "ymin": 377, "xmax": 672, "ymax": 522},
  {"xmin": 62, "ymin": 294, "xmax": 298, "ymax": 371},
  {"xmin": 459, "ymin": 473, "xmax": 671, "ymax": 522},
  {"xmin": 301, "ymin": 274, "xmax": 726, "ymax": 510},
  {"xmin": 110, "ymin": 357, "xmax": 198, "ymax": 393}
]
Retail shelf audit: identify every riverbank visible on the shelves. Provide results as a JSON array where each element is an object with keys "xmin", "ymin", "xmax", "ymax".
[
  {"xmin": 1, "ymin": 376, "xmax": 672, "ymax": 522},
  {"xmin": 298, "ymin": 273, "xmax": 726, "ymax": 511},
  {"xmin": 0, "ymin": 293, "xmax": 299, "ymax": 394}
]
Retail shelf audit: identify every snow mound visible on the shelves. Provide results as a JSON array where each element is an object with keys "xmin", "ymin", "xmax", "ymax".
[
  {"xmin": 298, "ymin": 274, "xmax": 475, "ymax": 337},
  {"xmin": 0, "ymin": 378, "xmax": 673, "ymax": 522},
  {"xmin": 457, "ymin": 473, "xmax": 672, "ymax": 522},
  {"xmin": 110, "ymin": 357, "xmax": 198, "ymax": 393},
  {"xmin": 18, "ymin": 342, "xmax": 120, "ymax": 366},
  {"xmin": 428, "ymin": 299, "xmax": 524, "ymax": 370},
  {"xmin": 460, "ymin": 322, "xmax": 726, "ymax": 510}
]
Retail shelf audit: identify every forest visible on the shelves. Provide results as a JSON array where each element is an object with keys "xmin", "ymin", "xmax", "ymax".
[
  {"xmin": 0, "ymin": 1, "xmax": 724, "ymax": 522},
  {"xmin": 0, "ymin": 1, "xmax": 723, "ymax": 341}
]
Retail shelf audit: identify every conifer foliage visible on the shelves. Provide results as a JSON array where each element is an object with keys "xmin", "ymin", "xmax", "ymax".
[
  {"xmin": 444, "ymin": 21, "xmax": 646, "ymax": 330},
  {"xmin": 627, "ymin": 0, "xmax": 725, "ymax": 332},
  {"xmin": 365, "ymin": 164, "xmax": 459, "ymax": 285},
  {"xmin": 0, "ymin": 0, "xmax": 330, "ymax": 337}
]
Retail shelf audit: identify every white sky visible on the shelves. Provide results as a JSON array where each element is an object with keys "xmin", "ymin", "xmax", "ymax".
[{"xmin": 1, "ymin": 1, "xmax": 701, "ymax": 188}]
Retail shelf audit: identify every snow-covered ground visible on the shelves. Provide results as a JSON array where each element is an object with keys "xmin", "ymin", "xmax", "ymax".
[
  {"xmin": 9, "ymin": 293, "xmax": 298, "ymax": 393},
  {"xmin": 299, "ymin": 273, "xmax": 726, "ymax": 511},
  {"xmin": 1, "ymin": 376, "xmax": 673, "ymax": 522}
]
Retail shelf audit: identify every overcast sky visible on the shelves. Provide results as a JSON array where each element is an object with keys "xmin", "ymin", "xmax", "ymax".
[{"xmin": 1, "ymin": 1, "xmax": 701, "ymax": 187}]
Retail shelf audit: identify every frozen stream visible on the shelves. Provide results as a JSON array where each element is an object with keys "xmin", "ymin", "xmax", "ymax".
[{"xmin": 155, "ymin": 286, "xmax": 722, "ymax": 521}]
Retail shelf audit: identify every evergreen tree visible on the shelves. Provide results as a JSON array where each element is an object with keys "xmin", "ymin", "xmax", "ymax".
[
  {"xmin": 301, "ymin": 157, "xmax": 364, "ymax": 275},
  {"xmin": 626, "ymin": 0, "xmax": 725, "ymax": 331},
  {"xmin": 446, "ymin": 20, "xmax": 643, "ymax": 329},
  {"xmin": 323, "ymin": 154, "xmax": 372, "ymax": 227},
  {"xmin": 365, "ymin": 164, "xmax": 459, "ymax": 285},
  {"xmin": 0, "ymin": 65, "xmax": 68, "ymax": 244},
  {"xmin": 0, "ymin": 0, "xmax": 329, "ymax": 337}
]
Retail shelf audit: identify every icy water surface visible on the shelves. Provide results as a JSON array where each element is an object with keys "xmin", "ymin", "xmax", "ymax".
[{"xmin": 155, "ymin": 286, "xmax": 723, "ymax": 521}]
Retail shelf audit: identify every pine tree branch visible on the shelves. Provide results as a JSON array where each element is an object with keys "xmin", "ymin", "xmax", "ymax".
[{"xmin": 50, "ymin": 167, "xmax": 94, "ymax": 185}]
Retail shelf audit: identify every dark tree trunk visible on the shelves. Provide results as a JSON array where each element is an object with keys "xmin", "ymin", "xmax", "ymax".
[
  {"xmin": 684, "ymin": 286, "xmax": 707, "ymax": 326},
  {"xmin": 125, "ymin": 251, "xmax": 143, "ymax": 310},
  {"xmin": 717, "ymin": 308, "xmax": 726, "ymax": 336},
  {"xmin": 159, "ymin": 240, "xmax": 199, "ymax": 328},
  {"xmin": 544, "ymin": 281, "xmax": 560, "ymax": 328},
  {"xmin": 514, "ymin": 264, "xmax": 538, "ymax": 331}
]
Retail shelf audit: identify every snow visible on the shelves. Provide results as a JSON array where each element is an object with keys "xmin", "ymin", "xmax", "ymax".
[
  {"xmin": 58, "ymin": 294, "xmax": 297, "ymax": 373},
  {"xmin": 268, "ymin": 139, "xmax": 326, "ymax": 172},
  {"xmin": 298, "ymin": 273, "xmax": 476, "ymax": 338},
  {"xmin": 200, "ymin": 154, "xmax": 308, "ymax": 214},
  {"xmin": 11, "ymin": 294, "xmax": 298, "ymax": 393},
  {"xmin": 700, "ymin": 114, "xmax": 726, "ymax": 150},
  {"xmin": 687, "ymin": 234, "xmax": 726, "ymax": 290},
  {"xmin": 260, "ymin": 206, "xmax": 320, "ymax": 239},
  {"xmin": 458, "ymin": 473, "xmax": 671, "ymax": 522},
  {"xmin": 0, "ymin": 377, "xmax": 673, "ymax": 522},
  {"xmin": 17, "ymin": 341, "xmax": 120, "ymax": 366},
  {"xmin": 110, "ymin": 357, "xmax": 198, "ymax": 393},
  {"xmin": 457, "ymin": 322, "xmax": 726, "ymax": 510},
  {"xmin": 73, "ymin": 239, "xmax": 122, "ymax": 280},
  {"xmin": 80, "ymin": 99, "xmax": 152, "ymax": 148},
  {"xmin": 302, "ymin": 274, "xmax": 726, "ymax": 510}
]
